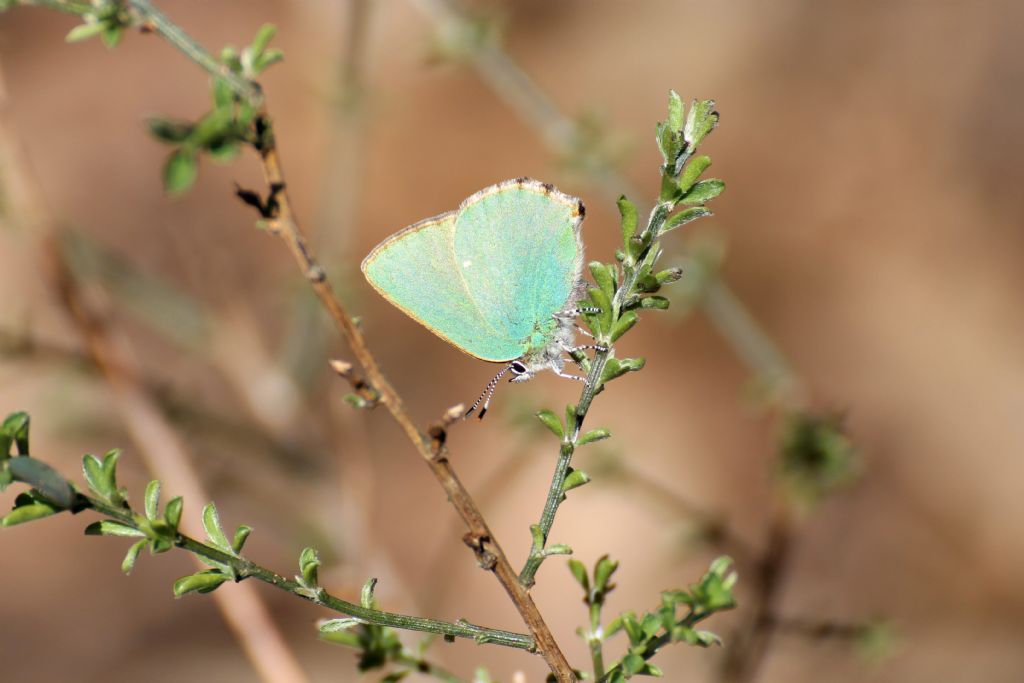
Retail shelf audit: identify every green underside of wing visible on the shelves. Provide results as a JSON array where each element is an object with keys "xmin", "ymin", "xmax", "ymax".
[{"xmin": 362, "ymin": 214, "xmax": 526, "ymax": 361}]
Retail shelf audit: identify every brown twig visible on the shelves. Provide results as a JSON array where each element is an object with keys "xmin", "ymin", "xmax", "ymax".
[{"xmin": 251, "ymin": 119, "xmax": 576, "ymax": 681}]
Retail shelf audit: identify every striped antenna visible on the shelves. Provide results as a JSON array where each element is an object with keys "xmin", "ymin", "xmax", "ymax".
[{"xmin": 465, "ymin": 364, "xmax": 513, "ymax": 420}]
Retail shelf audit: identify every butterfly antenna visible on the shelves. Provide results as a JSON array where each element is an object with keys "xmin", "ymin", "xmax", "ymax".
[{"xmin": 465, "ymin": 365, "xmax": 512, "ymax": 420}]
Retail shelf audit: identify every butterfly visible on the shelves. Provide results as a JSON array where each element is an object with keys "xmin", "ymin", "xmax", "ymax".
[{"xmin": 361, "ymin": 178, "xmax": 604, "ymax": 418}]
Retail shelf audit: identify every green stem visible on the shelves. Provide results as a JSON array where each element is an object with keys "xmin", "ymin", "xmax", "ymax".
[
  {"xmin": 127, "ymin": 0, "xmax": 261, "ymax": 105},
  {"xmin": 518, "ymin": 201, "xmax": 672, "ymax": 588},
  {"xmin": 83, "ymin": 494, "xmax": 535, "ymax": 652},
  {"xmin": 588, "ymin": 602, "xmax": 605, "ymax": 680}
]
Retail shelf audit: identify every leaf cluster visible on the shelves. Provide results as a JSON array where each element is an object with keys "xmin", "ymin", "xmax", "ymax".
[
  {"xmin": 147, "ymin": 24, "xmax": 283, "ymax": 194},
  {"xmin": 574, "ymin": 556, "xmax": 737, "ymax": 682},
  {"xmin": 64, "ymin": 0, "xmax": 132, "ymax": 49}
]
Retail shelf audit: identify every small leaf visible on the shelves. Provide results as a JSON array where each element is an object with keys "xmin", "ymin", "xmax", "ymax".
[
  {"xmin": 660, "ymin": 171, "xmax": 682, "ymax": 203},
  {"xmin": 144, "ymin": 480, "xmax": 161, "ymax": 520},
  {"xmin": 638, "ymin": 296, "xmax": 670, "ymax": 310},
  {"xmin": 680, "ymin": 179, "xmax": 725, "ymax": 205},
  {"xmin": 564, "ymin": 404, "xmax": 577, "ymax": 437},
  {"xmin": 231, "ymin": 525, "xmax": 252, "ymax": 554},
  {"xmin": 298, "ymin": 546, "xmax": 320, "ymax": 588},
  {"xmin": 85, "ymin": 520, "xmax": 146, "ymax": 537},
  {"xmin": 593, "ymin": 555, "xmax": 619, "ymax": 596},
  {"xmin": 666, "ymin": 90, "xmax": 684, "ymax": 132},
  {"xmin": 8, "ymin": 457, "xmax": 74, "ymax": 509},
  {"xmin": 252, "ymin": 48, "xmax": 284, "ymax": 73},
  {"xmin": 165, "ymin": 496, "xmax": 183, "ymax": 531},
  {"xmin": 588, "ymin": 287, "xmax": 613, "ymax": 332},
  {"xmin": 543, "ymin": 544, "xmax": 572, "ymax": 557},
  {"xmin": 202, "ymin": 502, "xmax": 231, "ymax": 552},
  {"xmin": 589, "ymin": 261, "xmax": 616, "ymax": 301},
  {"xmin": 320, "ymin": 617, "xmax": 364, "ymax": 633},
  {"xmin": 578, "ymin": 428, "xmax": 611, "ymax": 445},
  {"xmin": 562, "ymin": 469, "xmax": 591, "ymax": 492},
  {"xmin": 122, "ymin": 539, "xmax": 147, "ymax": 574},
  {"xmin": 173, "ymin": 569, "xmax": 230, "ymax": 597},
  {"xmin": 100, "ymin": 25, "xmax": 122, "ymax": 49},
  {"xmin": 656, "ymin": 267, "xmax": 684, "ymax": 285},
  {"xmin": 2, "ymin": 411, "xmax": 29, "ymax": 455},
  {"xmin": 82, "ymin": 454, "xmax": 109, "ymax": 498},
  {"xmin": 250, "ymin": 23, "xmax": 277, "ymax": 58},
  {"xmin": 609, "ymin": 311, "xmax": 638, "ymax": 343},
  {"xmin": 567, "ymin": 558, "xmax": 590, "ymax": 593},
  {"xmin": 683, "ymin": 99, "xmax": 718, "ymax": 147},
  {"xmin": 678, "ymin": 154, "xmax": 711, "ymax": 195},
  {"xmin": 662, "ymin": 206, "xmax": 711, "ymax": 234},
  {"xmin": 535, "ymin": 410, "xmax": 564, "ymax": 439},
  {"xmin": 617, "ymin": 196, "xmax": 639, "ymax": 253},
  {"xmin": 2, "ymin": 502, "xmax": 57, "ymax": 527},
  {"xmin": 361, "ymin": 577, "xmax": 378, "ymax": 609},
  {"xmin": 147, "ymin": 117, "xmax": 195, "ymax": 144},
  {"xmin": 65, "ymin": 22, "xmax": 104, "ymax": 43},
  {"xmin": 163, "ymin": 150, "xmax": 198, "ymax": 195},
  {"xmin": 600, "ymin": 357, "xmax": 646, "ymax": 384}
]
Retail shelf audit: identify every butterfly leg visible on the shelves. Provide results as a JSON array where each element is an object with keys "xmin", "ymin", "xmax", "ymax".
[{"xmin": 553, "ymin": 368, "xmax": 589, "ymax": 384}]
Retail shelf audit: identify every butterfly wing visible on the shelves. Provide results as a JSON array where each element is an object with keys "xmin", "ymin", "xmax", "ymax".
[
  {"xmin": 453, "ymin": 179, "xmax": 584, "ymax": 352},
  {"xmin": 361, "ymin": 212, "xmax": 527, "ymax": 362}
]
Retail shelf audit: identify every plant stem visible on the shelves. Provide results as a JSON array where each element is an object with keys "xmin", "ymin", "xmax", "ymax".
[
  {"xmin": 520, "ymin": 203, "xmax": 671, "ymax": 587},
  {"xmin": 588, "ymin": 602, "xmax": 605, "ymax": 680},
  {"xmin": 127, "ymin": 0, "xmax": 262, "ymax": 105},
  {"xmin": 79, "ymin": 493, "xmax": 536, "ymax": 651},
  {"xmin": 21, "ymin": 0, "xmax": 93, "ymax": 14},
  {"xmin": 255, "ymin": 123, "xmax": 574, "ymax": 679}
]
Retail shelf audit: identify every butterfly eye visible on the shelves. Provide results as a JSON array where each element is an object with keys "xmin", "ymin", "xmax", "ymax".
[{"xmin": 510, "ymin": 361, "xmax": 528, "ymax": 375}]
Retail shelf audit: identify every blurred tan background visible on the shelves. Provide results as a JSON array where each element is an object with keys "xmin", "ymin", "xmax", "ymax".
[{"xmin": 1, "ymin": 1, "xmax": 1023, "ymax": 681}]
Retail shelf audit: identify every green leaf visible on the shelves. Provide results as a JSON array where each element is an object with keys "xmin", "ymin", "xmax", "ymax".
[
  {"xmin": 2, "ymin": 502, "xmax": 57, "ymax": 526},
  {"xmin": 599, "ymin": 357, "xmax": 646, "ymax": 385},
  {"xmin": 656, "ymin": 267, "xmax": 684, "ymax": 285},
  {"xmin": 577, "ymin": 428, "xmax": 611, "ymax": 446},
  {"xmin": 298, "ymin": 546, "xmax": 320, "ymax": 588},
  {"xmin": 207, "ymin": 140, "xmax": 240, "ymax": 162},
  {"xmin": 173, "ymin": 569, "xmax": 231, "ymax": 597},
  {"xmin": 144, "ymin": 480, "xmax": 161, "ymax": 520},
  {"xmin": 609, "ymin": 310, "xmax": 638, "ymax": 343},
  {"xmin": 662, "ymin": 206, "xmax": 711, "ymax": 234},
  {"xmin": 231, "ymin": 525, "xmax": 252, "ymax": 554},
  {"xmin": 253, "ymin": 48, "xmax": 284, "ymax": 73},
  {"xmin": 562, "ymin": 469, "xmax": 591, "ymax": 492},
  {"xmin": 250, "ymin": 23, "xmax": 277, "ymax": 58},
  {"xmin": 165, "ymin": 496, "xmax": 183, "ymax": 531},
  {"xmin": 147, "ymin": 117, "xmax": 195, "ymax": 144},
  {"xmin": 666, "ymin": 90, "xmax": 684, "ymax": 132},
  {"xmin": 678, "ymin": 154, "xmax": 711, "ymax": 195},
  {"xmin": 320, "ymin": 617, "xmax": 364, "ymax": 633},
  {"xmin": 82, "ymin": 454, "xmax": 109, "ymax": 498},
  {"xmin": 121, "ymin": 539, "xmax": 147, "ymax": 574},
  {"xmin": 212, "ymin": 77, "xmax": 234, "ymax": 108},
  {"xmin": 543, "ymin": 543, "xmax": 572, "ymax": 557},
  {"xmin": 100, "ymin": 25, "xmax": 122, "ymax": 49},
  {"xmin": 638, "ymin": 296, "xmax": 670, "ymax": 310},
  {"xmin": 361, "ymin": 577, "xmax": 378, "ymax": 609},
  {"xmin": 2, "ymin": 411, "xmax": 29, "ymax": 455},
  {"xmin": 567, "ymin": 558, "xmax": 589, "ymax": 593},
  {"xmin": 85, "ymin": 520, "xmax": 146, "ymax": 538},
  {"xmin": 7, "ymin": 457, "xmax": 74, "ymax": 509},
  {"xmin": 202, "ymin": 502, "xmax": 231, "ymax": 552},
  {"xmin": 564, "ymin": 404, "xmax": 578, "ymax": 437},
  {"xmin": 680, "ymin": 179, "xmax": 725, "ymax": 205},
  {"xmin": 589, "ymin": 261, "xmax": 616, "ymax": 301},
  {"xmin": 593, "ymin": 555, "xmax": 619, "ymax": 596},
  {"xmin": 588, "ymin": 287, "xmax": 613, "ymax": 332},
  {"xmin": 163, "ymin": 150, "xmax": 198, "ymax": 195},
  {"xmin": 683, "ymin": 99, "xmax": 718, "ymax": 147},
  {"xmin": 660, "ymin": 171, "xmax": 682, "ymax": 203},
  {"xmin": 535, "ymin": 409, "xmax": 564, "ymax": 439},
  {"xmin": 65, "ymin": 22, "xmax": 105, "ymax": 43},
  {"xmin": 617, "ymin": 196, "xmax": 639, "ymax": 253}
]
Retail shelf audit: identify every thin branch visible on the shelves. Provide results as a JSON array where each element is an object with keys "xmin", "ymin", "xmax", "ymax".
[
  {"xmin": 71, "ymin": 491, "xmax": 535, "ymax": 651},
  {"xmin": 0, "ymin": 58, "xmax": 309, "ymax": 683},
  {"xmin": 255, "ymin": 124, "xmax": 575, "ymax": 681}
]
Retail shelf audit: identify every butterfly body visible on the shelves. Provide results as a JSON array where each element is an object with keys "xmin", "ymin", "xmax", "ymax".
[{"xmin": 361, "ymin": 178, "xmax": 591, "ymax": 414}]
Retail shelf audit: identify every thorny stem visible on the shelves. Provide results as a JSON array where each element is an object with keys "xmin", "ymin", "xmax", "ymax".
[{"xmin": 75, "ymin": 493, "xmax": 535, "ymax": 651}]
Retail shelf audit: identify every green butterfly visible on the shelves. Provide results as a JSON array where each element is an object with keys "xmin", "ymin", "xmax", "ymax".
[{"xmin": 361, "ymin": 178, "xmax": 603, "ymax": 417}]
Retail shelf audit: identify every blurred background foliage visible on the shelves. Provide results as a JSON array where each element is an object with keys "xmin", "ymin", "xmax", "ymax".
[{"xmin": 1, "ymin": 1, "xmax": 1022, "ymax": 681}]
